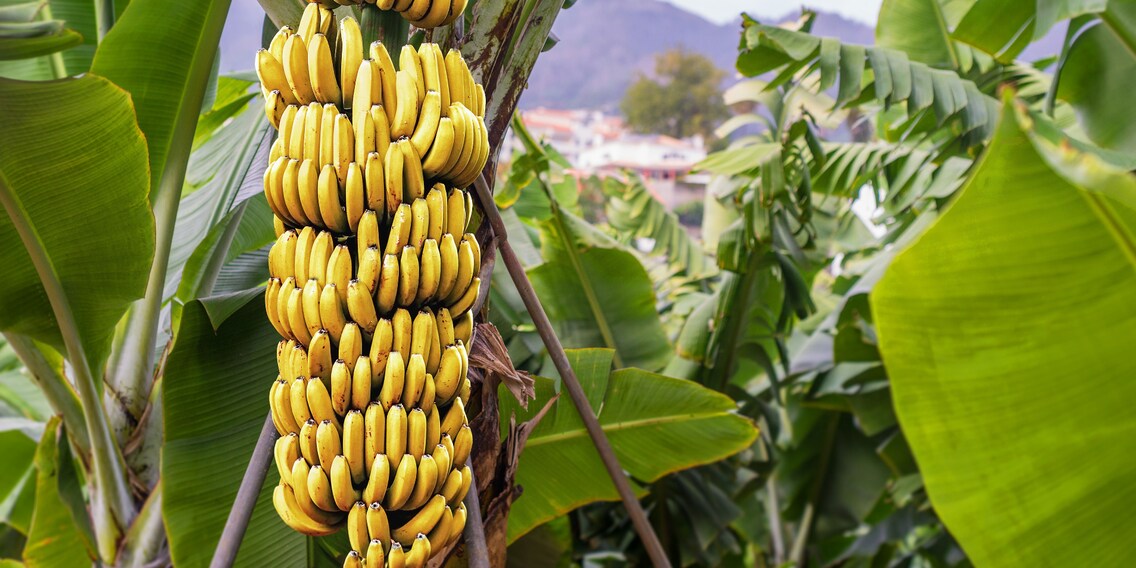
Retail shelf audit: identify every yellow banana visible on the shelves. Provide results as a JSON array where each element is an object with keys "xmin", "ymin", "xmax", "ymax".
[
  {"xmin": 448, "ymin": 502, "xmax": 467, "ymax": 547},
  {"xmin": 421, "ymin": 117, "xmax": 455, "ymax": 179},
  {"xmin": 291, "ymin": 459, "xmax": 345, "ymax": 526},
  {"xmin": 316, "ymin": 419, "xmax": 341, "ymax": 471},
  {"xmin": 408, "ymin": 198, "xmax": 429, "ymax": 253},
  {"xmin": 269, "ymin": 26, "xmax": 294, "ymax": 63},
  {"xmin": 264, "ymin": 157, "xmax": 286, "ymax": 221},
  {"xmin": 308, "ymin": 33, "xmax": 341, "ymax": 104},
  {"xmin": 345, "ymin": 163, "xmax": 366, "ymax": 233},
  {"xmin": 266, "ymin": 279, "xmax": 289, "ymax": 338},
  {"xmin": 452, "ymin": 425, "xmax": 472, "ymax": 470},
  {"xmin": 378, "ymin": 351, "xmax": 406, "ymax": 411},
  {"xmin": 430, "ymin": 438, "xmax": 449, "ymax": 490},
  {"xmin": 407, "ymin": 407, "xmax": 427, "ymax": 461},
  {"xmin": 446, "ymin": 189, "xmax": 467, "ymax": 237},
  {"xmin": 301, "ymin": 102, "xmax": 323, "ymax": 162},
  {"xmin": 278, "ymin": 106, "xmax": 298, "ymax": 158},
  {"xmin": 377, "ymin": 253, "xmax": 400, "ymax": 315},
  {"xmin": 356, "ymin": 98, "xmax": 378, "ymax": 166},
  {"xmin": 444, "ymin": 237, "xmax": 475, "ymax": 304},
  {"xmin": 473, "ymin": 83, "xmax": 486, "ymax": 118},
  {"xmin": 365, "ymin": 152, "xmax": 385, "ymax": 213},
  {"xmin": 434, "ymin": 347, "xmax": 462, "ymax": 405},
  {"xmin": 282, "ymin": 158, "xmax": 312, "ymax": 226},
  {"xmin": 357, "ymin": 245, "xmax": 382, "ymax": 296},
  {"xmin": 371, "ymin": 42, "xmax": 399, "ymax": 125},
  {"xmin": 410, "ymin": 313, "xmax": 433, "ymax": 360},
  {"xmin": 425, "ymin": 187, "xmax": 447, "ymax": 242},
  {"xmin": 365, "ymin": 540, "xmax": 386, "ymax": 568},
  {"xmin": 440, "ymin": 104, "xmax": 474, "ymax": 181},
  {"xmin": 385, "ymin": 202, "xmax": 412, "ymax": 256},
  {"xmin": 392, "ymin": 494, "xmax": 446, "ymax": 544},
  {"xmin": 456, "ymin": 116, "xmax": 489, "ymax": 188},
  {"xmin": 444, "ymin": 50, "xmax": 467, "ymax": 114},
  {"xmin": 273, "ymin": 483, "xmax": 341, "ymax": 536},
  {"xmin": 404, "ymin": 455, "xmax": 437, "ymax": 513},
  {"xmin": 426, "ymin": 507, "xmax": 452, "ymax": 553},
  {"xmin": 290, "ymin": 343, "xmax": 309, "ymax": 382},
  {"xmin": 397, "ymin": 246, "xmax": 420, "ymax": 307},
  {"xmin": 347, "ymin": 280, "xmax": 379, "ymax": 335},
  {"xmin": 344, "ymin": 409, "xmax": 366, "ymax": 484},
  {"xmin": 416, "ymin": 239, "xmax": 441, "ymax": 304},
  {"xmin": 384, "ymin": 453, "xmax": 416, "ymax": 510},
  {"xmin": 301, "ymin": 279, "xmax": 324, "ymax": 339},
  {"xmin": 400, "ymin": 44, "xmax": 426, "ymax": 104},
  {"xmin": 296, "ymin": 2, "xmax": 321, "ymax": 43},
  {"xmin": 387, "ymin": 543, "xmax": 406, "ymax": 568},
  {"xmin": 358, "ymin": 210, "xmax": 381, "ymax": 259},
  {"xmin": 334, "ymin": 113, "xmax": 355, "ymax": 183},
  {"xmin": 454, "ymin": 310, "xmax": 473, "ymax": 345},
  {"xmin": 256, "ymin": 49, "xmax": 296, "ymax": 106},
  {"xmin": 277, "ymin": 278, "xmax": 298, "ymax": 340},
  {"xmin": 366, "ymin": 502, "xmax": 391, "ymax": 546},
  {"xmin": 340, "ymin": 322, "xmax": 364, "ymax": 371},
  {"xmin": 344, "ymin": 551, "xmax": 363, "ymax": 568},
  {"xmin": 391, "ymin": 70, "xmax": 419, "ymax": 138},
  {"xmin": 317, "ymin": 164, "xmax": 350, "ymax": 233},
  {"xmin": 442, "ymin": 0, "xmax": 469, "ymax": 25},
  {"xmin": 436, "ymin": 234, "xmax": 459, "ymax": 301},
  {"xmin": 309, "ymin": 230, "xmax": 334, "ymax": 286},
  {"xmin": 332, "ymin": 455, "xmax": 361, "ymax": 511},
  {"xmin": 306, "ymin": 377, "xmax": 340, "ymax": 426},
  {"xmin": 352, "ymin": 355, "xmax": 372, "ymax": 411},
  {"xmin": 402, "ymin": 140, "xmax": 426, "ymax": 200},
  {"xmin": 328, "ymin": 245, "xmax": 353, "ymax": 305},
  {"xmin": 439, "ymin": 466, "xmax": 462, "ymax": 507},
  {"xmin": 347, "ymin": 500, "xmax": 369, "ymax": 551},
  {"xmin": 320, "ymin": 103, "xmax": 339, "ymax": 166},
  {"xmin": 384, "ymin": 141, "xmax": 405, "ymax": 222},
  {"xmin": 273, "ymin": 213, "xmax": 286, "ymax": 237},
  {"xmin": 271, "ymin": 378, "xmax": 288, "ymax": 435},
  {"xmin": 440, "ymin": 397, "xmax": 465, "ymax": 440},
  {"xmin": 363, "ymin": 450, "xmax": 390, "ymax": 504},
  {"xmin": 449, "ymin": 276, "xmax": 481, "ymax": 319},
  {"xmin": 274, "ymin": 433, "xmax": 300, "ymax": 486},
  {"xmin": 364, "ymin": 402, "xmax": 387, "ymax": 470},
  {"xmin": 293, "ymin": 226, "xmax": 315, "ymax": 283},
  {"xmin": 299, "ymin": 419, "xmax": 319, "ymax": 465},
  {"xmin": 372, "ymin": 105, "xmax": 393, "ymax": 164},
  {"xmin": 283, "ymin": 34, "xmax": 316, "ymax": 105},
  {"xmin": 385, "ymin": 404, "xmax": 408, "ymax": 471},
  {"xmin": 435, "ymin": 306, "xmax": 455, "ymax": 346},
  {"xmin": 338, "ymin": 16, "xmax": 363, "ymax": 109},
  {"xmin": 391, "ymin": 309, "xmax": 413, "ymax": 360},
  {"xmin": 403, "ymin": 353, "xmax": 427, "ymax": 409},
  {"xmin": 405, "ymin": 0, "xmax": 432, "ymax": 21},
  {"xmin": 456, "ymin": 465, "xmax": 472, "ymax": 505},
  {"xmin": 308, "ymin": 329, "xmax": 333, "ymax": 380},
  {"xmin": 287, "ymin": 287, "xmax": 312, "ymax": 345},
  {"xmin": 369, "ymin": 319, "xmax": 395, "ymax": 382},
  {"xmin": 319, "ymin": 283, "xmax": 347, "ymax": 343},
  {"xmin": 331, "ymin": 359, "xmax": 351, "ymax": 416},
  {"xmin": 410, "ymin": 90, "xmax": 441, "ymax": 157},
  {"xmin": 419, "ymin": 371, "xmax": 436, "ymax": 415},
  {"xmin": 413, "ymin": 0, "xmax": 454, "ymax": 30}
]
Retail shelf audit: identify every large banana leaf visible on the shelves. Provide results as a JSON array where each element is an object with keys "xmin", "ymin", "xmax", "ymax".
[
  {"xmin": 0, "ymin": 419, "xmax": 38, "ymax": 534},
  {"xmin": 873, "ymin": 100, "xmax": 1136, "ymax": 565},
  {"xmin": 0, "ymin": 75, "xmax": 152, "ymax": 370},
  {"xmin": 875, "ymin": 0, "xmax": 973, "ymax": 69},
  {"xmin": 953, "ymin": 0, "xmax": 1105, "ymax": 61},
  {"xmin": 22, "ymin": 418, "xmax": 89, "ymax": 567},
  {"xmin": 91, "ymin": 0, "xmax": 232, "ymax": 197},
  {"xmin": 500, "ymin": 349, "xmax": 759, "ymax": 542},
  {"xmin": 163, "ymin": 295, "xmax": 303, "ymax": 568}
]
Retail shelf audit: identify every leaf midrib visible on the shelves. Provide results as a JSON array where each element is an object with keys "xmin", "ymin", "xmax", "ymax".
[{"xmin": 525, "ymin": 409, "xmax": 732, "ymax": 447}]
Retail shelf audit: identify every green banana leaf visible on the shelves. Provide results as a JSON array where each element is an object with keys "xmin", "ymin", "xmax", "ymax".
[
  {"xmin": 873, "ymin": 99, "xmax": 1136, "ymax": 565},
  {"xmin": 163, "ymin": 294, "xmax": 303, "ymax": 568},
  {"xmin": 0, "ymin": 76, "xmax": 152, "ymax": 371},
  {"xmin": 875, "ymin": 0, "xmax": 972, "ymax": 70},
  {"xmin": 500, "ymin": 349, "xmax": 759, "ymax": 542},
  {"xmin": 91, "ymin": 0, "xmax": 232, "ymax": 198},
  {"xmin": 0, "ymin": 419, "xmax": 38, "ymax": 534},
  {"xmin": 22, "ymin": 418, "xmax": 90, "ymax": 567},
  {"xmin": 0, "ymin": 29, "xmax": 80, "ymax": 60},
  {"xmin": 953, "ymin": 0, "xmax": 1105, "ymax": 61}
]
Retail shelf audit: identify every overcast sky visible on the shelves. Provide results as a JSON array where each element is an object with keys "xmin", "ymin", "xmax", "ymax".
[{"xmin": 662, "ymin": 0, "xmax": 882, "ymax": 25}]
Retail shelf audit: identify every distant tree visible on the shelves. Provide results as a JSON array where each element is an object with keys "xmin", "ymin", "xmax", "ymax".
[{"xmin": 621, "ymin": 48, "xmax": 728, "ymax": 140}]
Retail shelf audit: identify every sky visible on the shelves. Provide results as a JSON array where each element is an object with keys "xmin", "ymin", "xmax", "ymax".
[{"xmin": 661, "ymin": 0, "xmax": 882, "ymax": 25}]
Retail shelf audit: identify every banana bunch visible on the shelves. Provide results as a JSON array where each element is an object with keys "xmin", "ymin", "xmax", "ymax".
[
  {"xmin": 305, "ymin": 0, "xmax": 470, "ymax": 29},
  {"xmin": 256, "ymin": 4, "xmax": 487, "ymax": 566}
]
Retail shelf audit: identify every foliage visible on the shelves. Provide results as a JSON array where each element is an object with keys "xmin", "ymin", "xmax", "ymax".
[{"xmin": 620, "ymin": 47, "xmax": 729, "ymax": 140}]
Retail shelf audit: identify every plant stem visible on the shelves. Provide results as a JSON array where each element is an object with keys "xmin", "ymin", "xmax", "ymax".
[
  {"xmin": 0, "ymin": 177, "xmax": 135, "ymax": 562},
  {"xmin": 210, "ymin": 415, "xmax": 278, "ymax": 568},
  {"xmin": 38, "ymin": 4, "xmax": 68, "ymax": 78},
  {"xmin": 119, "ymin": 481, "xmax": 168, "ymax": 568},
  {"xmin": 461, "ymin": 459, "xmax": 489, "ymax": 568},
  {"xmin": 3, "ymin": 332, "xmax": 90, "ymax": 455},
  {"xmin": 94, "ymin": 0, "xmax": 115, "ymax": 42},
  {"xmin": 472, "ymin": 175, "xmax": 672, "ymax": 568},
  {"xmin": 765, "ymin": 475, "xmax": 785, "ymax": 564},
  {"xmin": 198, "ymin": 202, "xmax": 248, "ymax": 298}
]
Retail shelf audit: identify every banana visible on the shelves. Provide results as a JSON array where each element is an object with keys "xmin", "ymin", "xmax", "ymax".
[
  {"xmin": 378, "ymin": 351, "xmax": 405, "ymax": 411},
  {"xmin": 441, "ymin": 104, "xmax": 474, "ymax": 180},
  {"xmin": 387, "ymin": 543, "xmax": 406, "ymax": 568},
  {"xmin": 407, "ymin": 407, "xmax": 428, "ymax": 461},
  {"xmin": 309, "ymin": 230, "xmax": 334, "ymax": 286},
  {"xmin": 446, "ymin": 189, "xmax": 467, "ymax": 237},
  {"xmin": 365, "ymin": 401, "xmax": 387, "ymax": 465},
  {"xmin": 348, "ymin": 500, "xmax": 369, "ymax": 552},
  {"xmin": 439, "ymin": 467, "xmax": 463, "ymax": 507},
  {"xmin": 308, "ymin": 329, "xmax": 333, "ymax": 380},
  {"xmin": 434, "ymin": 347, "xmax": 462, "ymax": 405},
  {"xmin": 444, "ymin": 51, "xmax": 468, "ymax": 114},
  {"xmin": 447, "ymin": 107, "xmax": 478, "ymax": 184},
  {"xmin": 288, "ymin": 102, "xmax": 309, "ymax": 158},
  {"xmin": 454, "ymin": 310, "xmax": 473, "ymax": 345},
  {"xmin": 334, "ymin": 113, "xmax": 355, "ymax": 183},
  {"xmin": 291, "ymin": 459, "xmax": 345, "ymax": 526},
  {"xmin": 372, "ymin": 105, "xmax": 393, "ymax": 165},
  {"xmin": 425, "ymin": 187, "xmax": 447, "ymax": 242},
  {"xmin": 420, "ymin": 372, "xmax": 436, "ymax": 415},
  {"xmin": 416, "ymin": 239, "xmax": 441, "ymax": 304},
  {"xmin": 316, "ymin": 419, "xmax": 341, "ymax": 471},
  {"xmin": 391, "ymin": 70, "xmax": 420, "ymax": 138},
  {"xmin": 308, "ymin": 464, "xmax": 339, "ymax": 513},
  {"xmin": 340, "ymin": 322, "xmax": 364, "ymax": 371},
  {"xmin": 385, "ymin": 453, "xmax": 416, "ymax": 511},
  {"xmin": 405, "ymin": 0, "xmax": 432, "ymax": 21},
  {"xmin": 365, "ymin": 152, "xmax": 386, "ymax": 213},
  {"xmin": 265, "ymin": 157, "xmax": 288, "ymax": 220},
  {"xmin": 358, "ymin": 209, "xmax": 381, "ymax": 258},
  {"xmin": 308, "ymin": 33, "xmax": 341, "ymax": 104},
  {"xmin": 385, "ymin": 203, "xmax": 412, "ymax": 256},
  {"xmin": 464, "ymin": 233, "xmax": 481, "ymax": 277},
  {"xmin": 449, "ymin": 276, "xmax": 481, "ymax": 319},
  {"xmin": 277, "ymin": 278, "xmax": 298, "ymax": 341},
  {"xmin": 299, "ymin": 419, "xmax": 319, "ymax": 465},
  {"xmin": 363, "ymin": 451, "xmax": 391, "ymax": 504},
  {"xmin": 357, "ymin": 246, "xmax": 382, "ymax": 296},
  {"xmin": 430, "ymin": 439, "xmax": 449, "ymax": 490},
  {"xmin": 400, "ymin": 352, "xmax": 426, "ymax": 410},
  {"xmin": 266, "ymin": 279, "xmax": 289, "ymax": 338},
  {"xmin": 274, "ymin": 433, "xmax": 301, "ymax": 485},
  {"xmin": 425, "ymin": 507, "xmax": 452, "ymax": 554},
  {"xmin": 344, "ymin": 551, "xmax": 363, "ymax": 568},
  {"xmin": 385, "ymin": 404, "xmax": 408, "ymax": 470},
  {"xmin": 328, "ymin": 245, "xmax": 353, "ymax": 305},
  {"xmin": 456, "ymin": 116, "xmax": 490, "ymax": 188},
  {"xmin": 443, "ymin": 0, "xmax": 469, "ymax": 25},
  {"xmin": 276, "ymin": 341, "xmax": 291, "ymax": 376},
  {"xmin": 348, "ymin": 280, "xmax": 379, "ymax": 334},
  {"xmin": 435, "ymin": 234, "xmax": 459, "ymax": 301},
  {"xmin": 440, "ymin": 397, "xmax": 466, "ymax": 440},
  {"xmin": 400, "ymin": 44, "xmax": 426, "ymax": 104},
  {"xmin": 413, "ymin": 0, "xmax": 454, "ymax": 29},
  {"xmin": 377, "ymin": 253, "xmax": 400, "ymax": 315},
  {"xmin": 344, "ymin": 409, "xmax": 366, "ymax": 484},
  {"xmin": 366, "ymin": 540, "xmax": 386, "ymax": 568},
  {"xmin": 384, "ymin": 141, "xmax": 405, "ymax": 221},
  {"xmin": 338, "ymin": 16, "xmax": 363, "ymax": 109},
  {"xmin": 287, "ymin": 287, "xmax": 313, "ymax": 345},
  {"xmin": 408, "ymin": 199, "xmax": 429, "ymax": 253},
  {"xmin": 283, "ymin": 34, "xmax": 316, "ymax": 105},
  {"xmin": 436, "ymin": 306, "xmax": 455, "ymax": 346},
  {"xmin": 456, "ymin": 465, "xmax": 472, "ymax": 505},
  {"xmin": 301, "ymin": 279, "xmax": 324, "ymax": 339},
  {"xmin": 273, "ymin": 213, "xmax": 287, "ymax": 237},
  {"xmin": 402, "ymin": 140, "xmax": 427, "ymax": 201},
  {"xmin": 420, "ymin": 117, "xmax": 454, "ymax": 178},
  {"xmin": 278, "ymin": 106, "xmax": 298, "ymax": 158},
  {"xmin": 366, "ymin": 502, "xmax": 392, "ymax": 546},
  {"xmin": 352, "ymin": 356, "xmax": 372, "ymax": 411},
  {"xmin": 296, "ymin": 2, "xmax": 321, "ymax": 43},
  {"xmin": 391, "ymin": 309, "xmax": 413, "ymax": 360},
  {"xmin": 320, "ymin": 103, "xmax": 339, "ymax": 166},
  {"xmin": 332, "ymin": 455, "xmax": 361, "ymax": 511},
  {"xmin": 473, "ymin": 83, "xmax": 486, "ymax": 118},
  {"xmin": 346, "ymin": 163, "xmax": 366, "ymax": 233},
  {"xmin": 270, "ymin": 135, "xmax": 286, "ymax": 165},
  {"xmin": 369, "ymin": 319, "xmax": 395, "ymax": 382},
  {"xmin": 356, "ymin": 96, "xmax": 378, "ymax": 165},
  {"xmin": 282, "ymin": 158, "xmax": 312, "ymax": 226},
  {"xmin": 404, "ymin": 456, "xmax": 438, "ymax": 513},
  {"xmin": 444, "ymin": 237, "xmax": 475, "ymax": 304},
  {"xmin": 397, "ymin": 246, "xmax": 420, "ymax": 307},
  {"xmin": 371, "ymin": 42, "xmax": 399, "ymax": 125},
  {"xmin": 273, "ymin": 483, "xmax": 341, "ymax": 536},
  {"xmin": 392, "ymin": 494, "xmax": 446, "ymax": 544},
  {"xmin": 290, "ymin": 343, "xmax": 310, "ymax": 382},
  {"xmin": 256, "ymin": 50, "xmax": 296, "ymax": 106},
  {"xmin": 410, "ymin": 312, "xmax": 433, "ymax": 360},
  {"xmin": 331, "ymin": 359, "xmax": 351, "ymax": 416},
  {"xmin": 320, "ymin": 283, "xmax": 347, "ymax": 343},
  {"xmin": 452, "ymin": 425, "xmax": 472, "ymax": 469},
  {"xmin": 269, "ymin": 26, "xmax": 293, "ymax": 62},
  {"xmin": 317, "ymin": 164, "xmax": 350, "ymax": 233},
  {"xmin": 307, "ymin": 377, "xmax": 340, "ymax": 426},
  {"xmin": 410, "ymin": 90, "xmax": 441, "ymax": 157},
  {"xmin": 458, "ymin": 377, "xmax": 471, "ymax": 406},
  {"xmin": 448, "ymin": 502, "xmax": 467, "ymax": 547}
]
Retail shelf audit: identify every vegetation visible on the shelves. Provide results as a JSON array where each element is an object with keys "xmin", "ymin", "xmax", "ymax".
[
  {"xmin": 0, "ymin": 0, "xmax": 1133, "ymax": 567},
  {"xmin": 621, "ymin": 48, "xmax": 729, "ymax": 140}
]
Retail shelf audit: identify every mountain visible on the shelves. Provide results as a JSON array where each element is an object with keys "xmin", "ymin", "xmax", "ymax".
[{"xmin": 518, "ymin": 0, "xmax": 876, "ymax": 111}]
